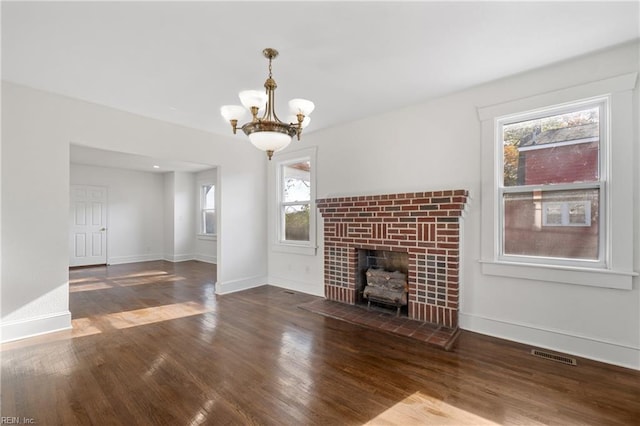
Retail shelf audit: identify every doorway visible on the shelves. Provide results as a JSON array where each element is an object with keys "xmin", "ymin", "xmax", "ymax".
[{"xmin": 69, "ymin": 184, "xmax": 108, "ymax": 266}]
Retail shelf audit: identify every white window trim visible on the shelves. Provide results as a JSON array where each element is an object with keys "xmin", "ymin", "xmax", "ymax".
[
  {"xmin": 478, "ymin": 72, "xmax": 638, "ymax": 290},
  {"xmin": 272, "ymin": 147, "xmax": 317, "ymax": 256}
]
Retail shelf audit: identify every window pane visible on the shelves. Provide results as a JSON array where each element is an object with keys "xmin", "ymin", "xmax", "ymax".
[
  {"xmin": 284, "ymin": 204, "xmax": 310, "ymax": 241},
  {"xmin": 543, "ymin": 203, "xmax": 563, "ymax": 226},
  {"xmin": 203, "ymin": 210, "xmax": 216, "ymax": 234},
  {"xmin": 568, "ymin": 202, "xmax": 588, "ymax": 225},
  {"xmin": 283, "ymin": 161, "xmax": 311, "ymax": 202},
  {"xmin": 503, "ymin": 189, "xmax": 599, "ymax": 260},
  {"xmin": 203, "ymin": 185, "xmax": 215, "ymax": 209},
  {"xmin": 503, "ymin": 107, "xmax": 599, "ymax": 186}
]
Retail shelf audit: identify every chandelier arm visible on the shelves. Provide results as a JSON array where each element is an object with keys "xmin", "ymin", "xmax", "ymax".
[{"xmin": 269, "ymin": 109, "xmax": 288, "ymax": 125}]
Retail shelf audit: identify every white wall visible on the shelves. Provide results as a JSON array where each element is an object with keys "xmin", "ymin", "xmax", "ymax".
[
  {"xmin": 174, "ymin": 172, "xmax": 196, "ymax": 260},
  {"xmin": 1, "ymin": 82, "xmax": 268, "ymax": 342},
  {"xmin": 163, "ymin": 172, "xmax": 176, "ymax": 259},
  {"xmin": 267, "ymin": 41, "xmax": 640, "ymax": 369},
  {"xmin": 163, "ymin": 171, "xmax": 197, "ymax": 262},
  {"xmin": 71, "ymin": 163, "xmax": 165, "ymax": 264}
]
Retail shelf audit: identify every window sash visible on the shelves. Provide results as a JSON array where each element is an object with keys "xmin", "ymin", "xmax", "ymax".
[
  {"xmin": 496, "ymin": 98, "xmax": 608, "ymax": 268},
  {"xmin": 201, "ymin": 208, "xmax": 216, "ymax": 235},
  {"xmin": 278, "ymin": 157, "xmax": 312, "ymax": 245},
  {"xmin": 498, "ymin": 179, "xmax": 605, "ymax": 268},
  {"xmin": 281, "ymin": 203, "xmax": 311, "ymax": 242}
]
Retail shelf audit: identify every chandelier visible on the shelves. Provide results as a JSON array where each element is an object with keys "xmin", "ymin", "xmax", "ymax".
[{"xmin": 220, "ymin": 48, "xmax": 315, "ymax": 160}]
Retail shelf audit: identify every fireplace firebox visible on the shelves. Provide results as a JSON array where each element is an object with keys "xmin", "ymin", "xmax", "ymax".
[{"xmin": 356, "ymin": 249, "xmax": 409, "ymax": 316}]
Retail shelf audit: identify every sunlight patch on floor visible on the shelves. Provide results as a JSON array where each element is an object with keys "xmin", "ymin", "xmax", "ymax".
[
  {"xmin": 70, "ymin": 301, "xmax": 214, "ymax": 333},
  {"xmin": 70, "ymin": 317, "xmax": 103, "ymax": 338},
  {"xmin": 2, "ymin": 302, "xmax": 214, "ymax": 351},
  {"xmin": 365, "ymin": 391, "xmax": 499, "ymax": 426},
  {"xmin": 112, "ymin": 275, "xmax": 185, "ymax": 287},
  {"xmin": 102, "ymin": 301, "xmax": 210, "ymax": 329},
  {"xmin": 108, "ymin": 270, "xmax": 170, "ymax": 279},
  {"xmin": 69, "ymin": 281, "xmax": 113, "ymax": 292},
  {"xmin": 68, "ymin": 274, "xmax": 187, "ymax": 292},
  {"xmin": 69, "ymin": 276, "xmax": 103, "ymax": 284}
]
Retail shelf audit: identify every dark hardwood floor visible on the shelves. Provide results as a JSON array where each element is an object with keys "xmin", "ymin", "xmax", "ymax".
[{"xmin": 2, "ymin": 260, "xmax": 639, "ymax": 425}]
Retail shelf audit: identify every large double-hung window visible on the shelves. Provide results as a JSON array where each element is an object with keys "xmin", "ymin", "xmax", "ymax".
[
  {"xmin": 272, "ymin": 147, "xmax": 317, "ymax": 255},
  {"xmin": 478, "ymin": 72, "xmax": 637, "ymax": 289},
  {"xmin": 499, "ymin": 100, "xmax": 605, "ymax": 266}
]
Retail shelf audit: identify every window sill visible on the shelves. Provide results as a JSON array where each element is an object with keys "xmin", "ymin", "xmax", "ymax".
[
  {"xmin": 196, "ymin": 234, "xmax": 217, "ymax": 241},
  {"xmin": 479, "ymin": 260, "xmax": 636, "ymax": 290},
  {"xmin": 272, "ymin": 243, "xmax": 317, "ymax": 256}
]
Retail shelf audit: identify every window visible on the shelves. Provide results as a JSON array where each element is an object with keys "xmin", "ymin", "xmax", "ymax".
[
  {"xmin": 499, "ymin": 101, "xmax": 604, "ymax": 265},
  {"xmin": 478, "ymin": 72, "xmax": 637, "ymax": 289},
  {"xmin": 273, "ymin": 147, "xmax": 317, "ymax": 255},
  {"xmin": 281, "ymin": 160, "xmax": 311, "ymax": 241},
  {"xmin": 200, "ymin": 184, "xmax": 216, "ymax": 235}
]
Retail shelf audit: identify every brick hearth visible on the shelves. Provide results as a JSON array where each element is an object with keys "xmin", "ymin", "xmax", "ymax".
[{"xmin": 317, "ymin": 190, "xmax": 468, "ymax": 328}]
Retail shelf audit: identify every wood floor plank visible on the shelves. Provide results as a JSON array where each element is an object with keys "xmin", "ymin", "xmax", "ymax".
[{"xmin": 2, "ymin": 260, "xmax": 639, "ymax": 425}]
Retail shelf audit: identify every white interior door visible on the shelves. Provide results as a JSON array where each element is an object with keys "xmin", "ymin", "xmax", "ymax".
[{"xmin": 70, "ymin": 185, "xmax": 107, "ymax": 266}]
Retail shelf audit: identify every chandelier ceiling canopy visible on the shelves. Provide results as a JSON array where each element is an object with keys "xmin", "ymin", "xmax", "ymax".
[{"xmin": 221, "ymin": 48, "xmax": 314, "ymax": 160}]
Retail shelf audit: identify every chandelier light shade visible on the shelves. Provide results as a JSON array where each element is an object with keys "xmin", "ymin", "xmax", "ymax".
[{"xmin": 220, "ymin": 48, "xmax": 315, "ymax": 160}]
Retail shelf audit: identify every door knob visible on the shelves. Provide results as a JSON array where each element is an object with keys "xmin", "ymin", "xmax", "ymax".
[{"xmin": 100, "ymin": 227, "xmax": 106, "ymax": 231}]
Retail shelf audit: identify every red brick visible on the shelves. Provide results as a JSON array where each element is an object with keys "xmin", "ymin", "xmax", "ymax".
[
  {"xmin": 401, "ymin": 205, "xmax": 419, "ymax": 211},
  {"xmin": 393, "ymin": 198, "xmax": 412, "ymax": 205}
]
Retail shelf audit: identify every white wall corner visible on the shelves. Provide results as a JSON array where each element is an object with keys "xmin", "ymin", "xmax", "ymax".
[
  {"xmin": 215, "ymin": 275, "xmax": 267, "ymax": 295},
  {"xmin": 459, "ymin": 312, "xmax": 640, "ymax": 371},
  {"xmin": 1, "ymin": 311, "xmax": 72, "ymax": 343}
]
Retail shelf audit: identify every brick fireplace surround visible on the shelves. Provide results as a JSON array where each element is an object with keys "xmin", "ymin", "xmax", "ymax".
[{"xmin": 317, "ymin": 190, "xmax": 468, "ymax": 329}]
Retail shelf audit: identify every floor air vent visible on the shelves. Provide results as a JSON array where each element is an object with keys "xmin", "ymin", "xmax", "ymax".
[{"xmin": 531, "ymin": 349, "xmax": 577, "ymax": 366}]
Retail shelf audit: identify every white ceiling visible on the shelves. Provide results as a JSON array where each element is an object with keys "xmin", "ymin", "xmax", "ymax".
[
  {"xmin": 70, "ymin": 144, "xmax": 214, "ymax": 173},
  {"xmin": 3, "ymin": 1, "xmax": 639, "ymax": 170}
]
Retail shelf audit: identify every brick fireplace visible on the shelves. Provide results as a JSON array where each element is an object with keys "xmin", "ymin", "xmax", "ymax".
[{"xmin": 317, "ymin": 190, "xmax": 468, "ymax": 328}]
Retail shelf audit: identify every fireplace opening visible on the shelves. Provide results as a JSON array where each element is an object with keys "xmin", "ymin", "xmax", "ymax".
[{"xmin": 356, "ymin": 249, "xmax": 409, "ymax": 316}]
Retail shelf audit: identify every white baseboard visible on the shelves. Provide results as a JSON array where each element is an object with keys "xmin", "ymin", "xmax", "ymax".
[
  {"xmin": 215, "ymin": 275, "xmax": 267, "ymax": 295},
  {"xmin": 194, "ymin": 253, "xmax": 217, "ymax": 264},
  {"xmin": 267, "ymin": 275, "xmax": 324, "ymax": 297},
  {"xmin": 1, "ymin": 311, "xmax": 72, "ymax": 343},
  {"xmin": 110, "ymin": 253, "xmax": 216, "ymax": 265},
  {"xmin": 459, "ymin": 312, "xmax": 640, "ymax": 371},
  {"xmin": 163, "ymin": 253, "xmax": 194, "ymax": 263},
  {"xmin": 108, "ymin": 254, "xmax": 163, "ymax": 265}
]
